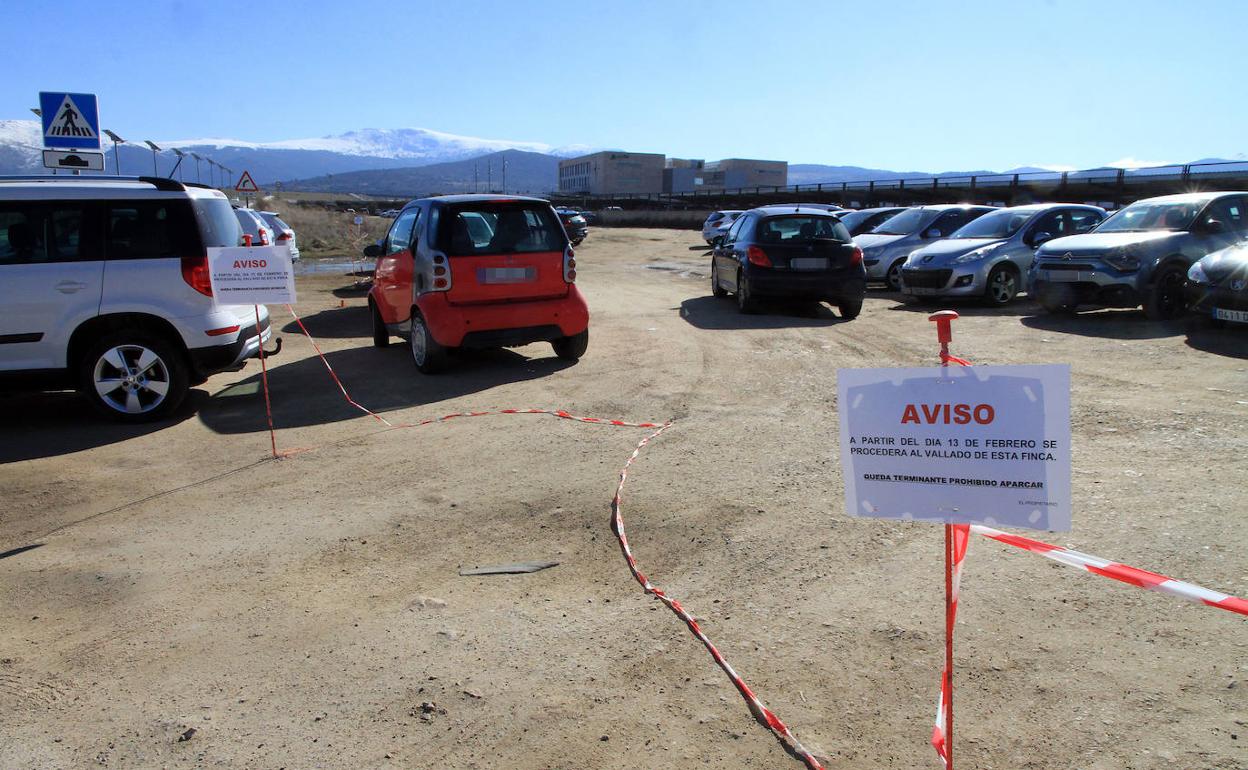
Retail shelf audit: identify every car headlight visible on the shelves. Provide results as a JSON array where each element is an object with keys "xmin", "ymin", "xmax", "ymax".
[
  {"xmin": 1103, "ymin": 249, "xmax": 1141, "ymax": 272},
  {"xmin": 1187, "ymin": 261, "xmax": 1209, "ymax": 284},
  {"xmin": 951, "ymin": 246, "xmax": 996, "ymax": 265}
]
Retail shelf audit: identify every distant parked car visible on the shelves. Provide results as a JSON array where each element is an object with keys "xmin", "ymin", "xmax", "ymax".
[
  {"xmin": 1185, "ymin": 242, "xmax": 1248, "ymax": 326},
  {"xmin": 1030, "ymin": 191, "xmax": 1248, "ymax": 319},
  {"xmin": 900, "ymin": 203, "xmax": 1105, "ymax": 306},
  {"xmin": 835, "ymin": 207, "xmax": 906, "ymax": 237},
  {"xmin": 257, "ymin": 211, "xmax": 300, "ymax": 261},
  {"xmin": 856, "ymin": 205, "xmax": 997, "ymax": 289},
  {"xmin": 702, "ymin": 210, "xmax": 744, "ymax": 244},
  {"xmin": 709, "ymin": 207, "xmax": 866, "ymax": 318},
  {"xmin": 579, "ymin": 210, "xmax": 598, "ymax": 224},
  {"xmin": 233, "ymin": 207, "xmax": 271, "ymax": 246},
  {"xmin": 555, "ymin": 207, "xmax": 589, "ymax": 245},
  {"xmin": 755, "ymin": 203, "xmax": 845, "ymax": 213}
]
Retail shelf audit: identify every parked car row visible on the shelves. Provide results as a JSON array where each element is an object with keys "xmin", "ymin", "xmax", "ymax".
[{"xmin": 702, "ymin": 191, "xmax": 1248, "ymax": 322}]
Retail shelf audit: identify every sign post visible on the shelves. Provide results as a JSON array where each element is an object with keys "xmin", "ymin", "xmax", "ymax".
[{"xmin": 838, "ymin": 311, "xmax": 1071, "ymax": 768}]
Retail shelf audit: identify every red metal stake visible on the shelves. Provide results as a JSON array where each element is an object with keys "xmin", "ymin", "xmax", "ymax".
[
  {"xmin": 930, "ymin": 309, "xmax": 959, "ymax": 770},
  {"xmin": 255, "ymin": 304, "xmax": 277, "ymax": 458}
]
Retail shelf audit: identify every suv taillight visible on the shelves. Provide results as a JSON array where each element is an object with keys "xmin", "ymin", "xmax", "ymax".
[
  {"xmin": 431, "ymin": 253, "xmax": 451, "ymax": 291},
  {"xmin": 181, "ymin": 256, "xmax": 213, "ymax": 297},
  {"xmin": 747, "ymin": 245, "xmax": 771, "ymax": 267},
  {"xmin": 276, "ymin": 231, "xmax": 291, "ymax": 242},
  {"xmin": 564, "ymin": 248, "xmax": 577, "ymax": 283},
  {"xmin": 258, "ymin": 227, "xmax": 270, "ymax": 246}
]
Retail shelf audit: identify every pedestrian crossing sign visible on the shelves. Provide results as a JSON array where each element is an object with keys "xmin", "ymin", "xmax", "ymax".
[{"xmin": 39, "ymin": 92, "xmax": 101, "ymax": 150}]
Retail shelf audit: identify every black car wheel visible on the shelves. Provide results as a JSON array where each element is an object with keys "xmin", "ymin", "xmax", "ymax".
[
  {"xmin": 370, "ymin": 301, "xmax": 390, "ymax": 348},
  {"xmin": 1143, "ymin": 265, "xmax": 1188, "ymax": 321},
  {"xmin": 886, "ymin": 259, "xmax": 906, "ymax": 291},
  {"xmin": 736, "ymin": 269, "xmax": 759, "ymax": 314},
  {"xmin": 838, "ymin": 299, "xmax": 863, "ymax": 320},
  {"xmin": 79, "ymin": 331, "xmax": 188, "ymax": 422},
  {"xmin": 984, "ymin": 264, "xmax": 1019, "ymax": 307},
  {"xmin": 552, "ymin": 328, "xmax": 589, "ymax": 361},
  {"xmin": 711, "ymin": 262, "xmax": 727, "ymax": 297},
  {"xmin": 409, "ymin": 311, "xmax": 447, "ymax": 374}
]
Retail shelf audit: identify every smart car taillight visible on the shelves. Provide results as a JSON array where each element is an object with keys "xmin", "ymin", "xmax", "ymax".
[
  {"xmin": 430, "ymin": 253, "xmax": 451, "ymax": 291},
  {"xmin": 747, "ymin": 245, "xmax": 771, "ymax": 267},
  {"xmin": 564, "ymin": 248, "xmax": 577, "ymax": 282},
  {"xmin": 850, "ymin": 246, "xmax": 864, "ymax": 266},
  {"xmin": 181, "ymin": 255, "xmax": 213, "ymax": 297}
]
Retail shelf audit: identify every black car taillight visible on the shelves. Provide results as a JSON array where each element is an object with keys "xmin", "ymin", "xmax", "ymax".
[{"xmin": 747, "ymin": 245, "xmax": 772, "ymax": 267}]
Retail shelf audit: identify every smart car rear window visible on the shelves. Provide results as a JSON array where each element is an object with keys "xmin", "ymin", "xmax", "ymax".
[{"xmin": 439, "ymin": 203, "xmax": 565, "ymax": 256}]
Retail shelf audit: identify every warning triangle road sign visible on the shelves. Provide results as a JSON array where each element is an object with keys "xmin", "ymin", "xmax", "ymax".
[
  {"xmin": 45, "ymin": 94, "xmax": 98, "ymax": 141},
  {"xmin": 235, "ymin": 170, "xmax": 259, "ymax": 193}
]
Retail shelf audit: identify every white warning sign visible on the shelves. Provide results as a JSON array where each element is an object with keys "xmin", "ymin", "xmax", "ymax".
[
  {"xmin": 208, "ymin": 245, "xmax": 297, "ymax": 305},
  {"xmin": 45, "ymin": 94, "xmax": 97, "ymax": 141}
]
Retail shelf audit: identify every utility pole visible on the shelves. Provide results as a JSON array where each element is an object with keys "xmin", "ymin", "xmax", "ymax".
[
  {"xmin": 487, "ymin": 160, "xmax": 492, "ymax": 193},
  {"xmin": 502, "ymin": 157, "xmax": 507, "ymax": 195}
]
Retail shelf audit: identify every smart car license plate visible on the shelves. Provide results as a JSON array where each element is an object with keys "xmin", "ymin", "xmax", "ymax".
[
  {"xmin": 478, "ymin": 267, "xmax": 535, "ymax": 284},
  {"xmin": 790, "ymin": 258, "xmax": 828, "ymax": 270},
  {"xmin": 1214, "ymin": 307, "xmax": 1248, "ymax": 324}
]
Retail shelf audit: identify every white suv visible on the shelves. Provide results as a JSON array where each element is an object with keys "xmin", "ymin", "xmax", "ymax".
[{"xmin": 0, "ymin": 176, "xmax": 276, "ymax": 422}]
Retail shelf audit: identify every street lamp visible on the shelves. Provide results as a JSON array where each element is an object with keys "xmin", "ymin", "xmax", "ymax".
[
  {"xmin": 30, "ymin": 108, "xmax": 41, "ymax": 117},
  {"xmin": 190, "ymin": 152, "xmax": 204, "ymax": 183},
  {"xmin": 171, "ymin": 148, "xmax": 186, "ymax": 181},
  {"xmin": 144, "ymin": 140, "xmax": 162, "ymax": 176},
  {"xmin": 103, "ymin": 130, "xmax": 125, "ymax": 175}
]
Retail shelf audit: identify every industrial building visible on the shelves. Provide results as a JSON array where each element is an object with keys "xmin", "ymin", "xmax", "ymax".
[
  {"xmin": 663, "ymin": 158, "xmax": 789, "ymax": 194},
  {"xmin": 557, "ymin": 151, "xmax": 665, "ymax": 195}
]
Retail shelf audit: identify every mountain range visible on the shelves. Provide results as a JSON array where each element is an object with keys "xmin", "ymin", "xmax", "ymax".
[{"xmin": 0, "ymin": 119, "xmax": 1240, "ymax": 197}]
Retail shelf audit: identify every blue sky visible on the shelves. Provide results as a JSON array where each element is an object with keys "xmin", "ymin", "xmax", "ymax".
[{"xmin": 2, "ymin": 0, "xmax": 1245, "ymax": 171}]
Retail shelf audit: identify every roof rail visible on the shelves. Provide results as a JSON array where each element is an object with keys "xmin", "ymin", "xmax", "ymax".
[
  {"xmin": 138, "ymin": 176, "xmax": 186, "ymax": 191},
  {"xmin": 184, "ymin": 182, "xmax": 216, "ymax": 190},
  {"xmin": 0, "ymin": 174, "xmax": 188, "ymax": 192}
]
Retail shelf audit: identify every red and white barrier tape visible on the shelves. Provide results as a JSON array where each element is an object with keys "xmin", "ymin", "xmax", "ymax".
[
  {"xmin": 971, "ymin": 525, "xmax": 1248, "ymax": 617},
  {"xmin": 931, "ymin": 523, "xmax": 969, "ymax": 766},
  {"xmin": 610, "ymin": 424, "xmax": 825, "ymax": 769}
]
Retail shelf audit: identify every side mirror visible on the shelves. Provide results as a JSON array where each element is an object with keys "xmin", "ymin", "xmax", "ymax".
[
  {"xmin": 363, "ymin": 242, "xmax": 382, "ymax": 258},
  {"xmin": 923, "ymin": 228, "xmax": 942, "ymax": 239},
  {"xmin": 1201, "ymin": 219, "xmax": 1227, "ymax": 235},
  {"xmin": 712, "ymin": 236, "xmax": 724, "ymax": 247},
  {"xmin": 1030, "ymin": 231, "xmax": 1054, "ymax": 248}
]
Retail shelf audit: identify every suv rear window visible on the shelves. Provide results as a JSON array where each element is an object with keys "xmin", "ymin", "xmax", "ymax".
[
  {"xmin": 438, "ymin": 203, "xmax": 565, "ymax": 256},
  {"xmin": 106, "ymin": 200, "xmax": 200, "ymax": 260},
  {"xmin": 757, "ymin": 215, "xmax": 851, "ymax": 243},
  {"xmin": 196, "ymin": 198, "xmax": 244, "ymax": 248}
]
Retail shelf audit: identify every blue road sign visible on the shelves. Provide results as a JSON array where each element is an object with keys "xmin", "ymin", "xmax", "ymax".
[{"xmin": 39, "ymin": 92, "xmax": 100, "ymax": 150}]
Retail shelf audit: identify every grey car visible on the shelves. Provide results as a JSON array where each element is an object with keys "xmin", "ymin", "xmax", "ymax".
[
  {"xmin": 1029, "ymin": 191, "xmax": 1248, "ymax": 319},
  {"xmin": 900, "ymin": 204, "xmax": 1105, "ymax": 306},
  {"xmin": 855, "ymin": 204, "xmax": 997, "ymax": 289},
  {"xmin": 835, "ymin": 206, "xmax": 906, "ymax": 237}
]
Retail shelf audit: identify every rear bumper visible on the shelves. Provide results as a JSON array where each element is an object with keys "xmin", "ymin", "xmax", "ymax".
[
  {"xmin": 746, "ymin": 268, "xmax": 866, "ymax": 302},
  {"xmin": 418, "ymin": 286, "xmax": 589, "ymax": 348},
  {"xmin": 186, "ymin": 316, "xmax": 273, "ymax": 378}
]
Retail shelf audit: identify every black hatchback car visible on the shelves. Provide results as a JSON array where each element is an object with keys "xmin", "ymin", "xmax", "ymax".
[
  {"xmin": 1185, "ymin": 242, "xmax": 1248, "ymax": 326},
  {"xmin": 710, "ymin": 206, "xmax": 866, "ymax": 318}
]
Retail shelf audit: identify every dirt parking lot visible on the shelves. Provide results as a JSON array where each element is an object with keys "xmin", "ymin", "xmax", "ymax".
[{"xmin": 2, "ymin": 228, "xmax": 1245, "ymax": 769}]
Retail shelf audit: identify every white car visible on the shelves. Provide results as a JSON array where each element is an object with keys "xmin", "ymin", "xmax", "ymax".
[
  {"xmin": 0, "ymin": 176, "xmax": 276, "ymax": 421},
  {"xmin": 234, "ymin": 207, "xmax": 271, "ymax": 247},
  {"xmin": 702, "ymin": 210, "xmax": 744, "ymax": 244},
  {"xmin": 258, "ymin": 210, "xmax": 300, "ymax": 261}
]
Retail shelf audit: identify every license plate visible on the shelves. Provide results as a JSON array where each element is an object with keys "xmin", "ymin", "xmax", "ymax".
[
  {"xmin": 1214, "ymin": 307, "xmax": 1248, "ymax": 323},
  {"xmin": 478, "ymin": 267, "xmax": 535, "ymax": 284},
  {"xmin": 1043, "ymin": 270, "xmax": 1080, "ymax": 282},
  {"xmin": 791, "ymin": 258, "xmax": 828, "ymax": 270}
]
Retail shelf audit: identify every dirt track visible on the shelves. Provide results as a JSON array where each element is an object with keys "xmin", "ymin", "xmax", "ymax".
[{"xmin": 1, "ymin": 228, "xmax": 1246, "ymax": 769}]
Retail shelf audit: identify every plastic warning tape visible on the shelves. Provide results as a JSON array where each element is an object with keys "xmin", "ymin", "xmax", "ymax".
[
  {"xmin": 931, "ymin": 524, "xmax": 969, "ymax": 767},
  {"xmin": 610, "ymin": 423, "xmax": 825, "ymax": 770},
  {"xmin": 971, "ymin": 525, "xmax": 1248, "ymax": 617}
]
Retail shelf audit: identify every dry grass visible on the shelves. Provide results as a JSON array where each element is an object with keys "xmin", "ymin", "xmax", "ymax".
[{"xmin": 256, "ymin": 196, "xmax": 392, "ymax": 258}]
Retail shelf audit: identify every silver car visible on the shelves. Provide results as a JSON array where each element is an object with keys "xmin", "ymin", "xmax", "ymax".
[
  {"xmin": 855, "ymin": 204, "xmax": 996, "ymax": 289},
  {"xmin": 1030, "ymin": 191, "xmax": 1248, "ymax": 319},
  {"xmin": 900, "ymin": 204, "xmax": 1105, "ymax": 306},
  {"xmin": 702, "ymin": 210, "xmax": 744, "ymax": 244}
]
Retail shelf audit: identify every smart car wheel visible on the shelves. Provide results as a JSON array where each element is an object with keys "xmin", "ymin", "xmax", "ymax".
[
  {"xmin": 984, "ymin": 264, "xmax": 1018, "ymax": 307},
  {"xmin": 711, "ymin": 262, "xmax": 727, "ymax": 297},
  {"xmin": 1143, "ymin": 265, "xmax": 1188, "ymax": 321},
  {"xmin": 79, "ymin": 331, "xmax": 188, "ymax": 423},
  {"xmin": 370, "ymin": 301, "xmax": 390, "ymax": 348},
  {"xmin": 886, "ymin": 259, "xmax": 906, "ymax": 291},
  {"xmin": 736, "ymin": 269, "xmax": 759, "ymax": 314},
  {"xmin": 552, "ymin": 328, "xmax": 589, "ymax": 361},
  {"xmin": 409, "ymin": 312, "xmax": 447, "ymax": 374}
]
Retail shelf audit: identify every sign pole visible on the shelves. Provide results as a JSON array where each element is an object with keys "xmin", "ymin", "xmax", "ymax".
[
  {"xmin": 930, "ymin": 309, "xmax": 959, "ymax": 770},
  {"xmin": 255, "ymin": 304, "xmax": 277, "ymax": 458}
]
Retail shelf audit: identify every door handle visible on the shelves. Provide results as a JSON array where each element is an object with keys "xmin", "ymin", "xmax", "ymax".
[{"xmin": 55, "ymin": 281, "xmax": 88, "ymax": 293}]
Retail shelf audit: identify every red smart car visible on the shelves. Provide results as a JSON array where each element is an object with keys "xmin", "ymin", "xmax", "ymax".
[{"xmin": 365, "ymin": 195, "xmax": 589, "ymax": 373}]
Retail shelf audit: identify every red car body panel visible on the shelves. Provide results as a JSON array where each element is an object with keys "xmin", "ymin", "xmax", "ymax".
[{"xmin": 416, "ymin": 286, "xmax": 589, "ymax": 348}]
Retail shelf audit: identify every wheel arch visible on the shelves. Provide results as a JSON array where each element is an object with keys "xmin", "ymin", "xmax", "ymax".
[
  {"xmin": 69, "ymin": 313, "xmax": 189, "ymax": 372},
  {"xmin": 1148, "ymin": 254, "xmax": 1190, "ymax": 285}
]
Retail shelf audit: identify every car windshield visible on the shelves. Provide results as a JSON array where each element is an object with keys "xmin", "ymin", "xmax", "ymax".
[
  {"xmin": 194, "ymin": 198, "xmax": 242, "ymax": 247},
  {"xmin": 757, "ymin": 215, "xmax": 850, "ymax": 243},
  {"xmin": 439, "ymin": 203, "xmax": 565, "ymax": 256},
  {"xmin": 1096, "ymin": 200, "xmax": 1205, "ymax": 232},
  {"xmin": 871, "ymin": 208, "xmax": 935, "ymax": 236},
  {"xmin": 837, "ymin": 209, "xmax": 894, "ymax": 232},
  {"xmin": 951, "ymin": 209, "xmax": 1034, "ymax": 239}
]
